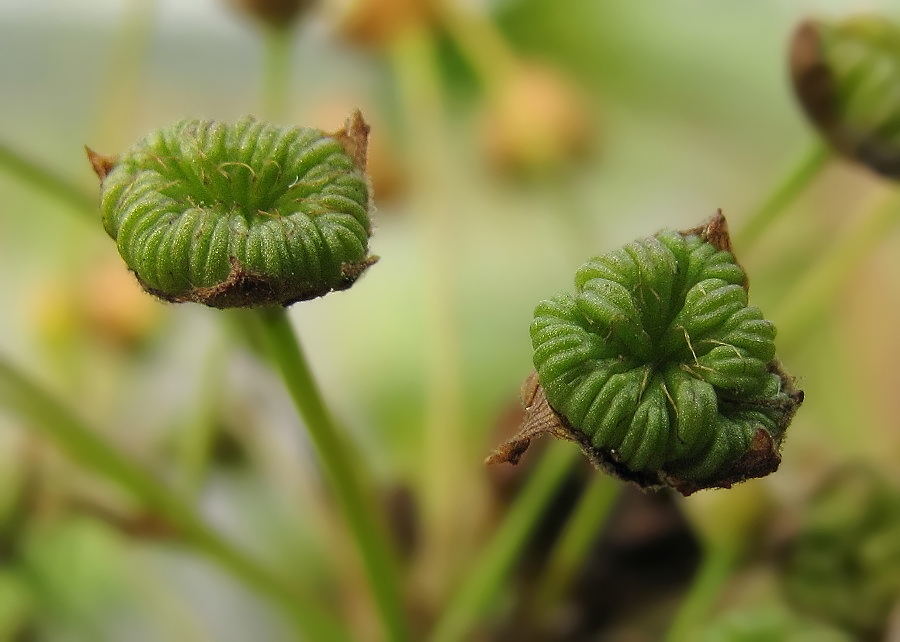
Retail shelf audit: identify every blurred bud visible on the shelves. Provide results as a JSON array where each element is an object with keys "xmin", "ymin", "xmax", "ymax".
[
  {"xmin": 81, "ymin": 257, "xmax": 162, "ymax": 348},
  {"xmin": 782, "ymin": 466, "xmax": 900, "ymax": 638},
  {"xmin": 327, "ymin": 0, "xmax": 435, "ymax": 48},
  {"xmin": 30, "ymin": 282, "xmax": 80, "ymax": 349},
  {"xmin": 228, "ymin": 0, "xmax": 315, "ymax": 29},
  {"xmin": 791, "ymin": 17, "xmax": 900, "ymax": 178},
  {"xmin": 30, "ymin": 258, "xmax": 161, "ymax": 351},
  {"xmin": 481, "ymin": 63, "xmax": 593, "ymax": 177}
]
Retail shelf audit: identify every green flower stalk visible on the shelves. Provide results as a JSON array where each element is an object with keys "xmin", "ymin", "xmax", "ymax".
[
  {"xmin": 87, "ymin": 111, "xmax": 376, "ymax": 308},
  {"xmin": 229, "ymin": 0, "xmax": 315, "ymax": 29},
  {"xmin": 488, "ymin": 212, "xmax": 803, "ymax": 495},
  {"xmin": 791, "ymin": 17, "xmax": 900, "ymax": 178}
]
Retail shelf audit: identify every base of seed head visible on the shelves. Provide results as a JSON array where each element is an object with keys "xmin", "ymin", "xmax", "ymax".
[
  {"xmin": 88, "ymin": 111, "xmax": 377, "ymax": 309},
  {"xmin": 487, "ymin": 212, "xmax": 804, "ymax": 496}
]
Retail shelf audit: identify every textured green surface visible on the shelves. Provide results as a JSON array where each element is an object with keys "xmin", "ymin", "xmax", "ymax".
[
  {"xmin": 99, "ymin": 116, "xmax": 373, "ymax": 307},
  {"xmin": 531, "ymin": 229, "xmax": 791, "ymax": 483}
]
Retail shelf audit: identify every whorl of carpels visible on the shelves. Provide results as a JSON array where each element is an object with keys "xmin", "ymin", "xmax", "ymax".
[
  {"xmin": 488, "ymin": 213, "xmax": 803, "ymax": 495},
  {"xmin": 88, "ymin": 112, "xmax": 376, "ymax": 308}
]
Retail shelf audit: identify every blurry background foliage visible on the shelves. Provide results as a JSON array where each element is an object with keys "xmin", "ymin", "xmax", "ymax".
[{"xmin": 1, "ymin": 0, "xmax": 900, "ymax": 640}]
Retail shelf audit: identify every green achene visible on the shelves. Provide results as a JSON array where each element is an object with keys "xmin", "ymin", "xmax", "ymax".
[
  {"xmin": 489, "ymin": 213, "xmax": 803, "ymax": 495},
  {"xmin": 89, "ymin": 111, "xmax": 376, "ymax": 308}
]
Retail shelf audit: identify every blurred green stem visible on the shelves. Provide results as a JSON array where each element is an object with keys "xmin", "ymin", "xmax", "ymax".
[
  {"xmin": 0, "ymin": 142, "xmax": 94, "ymax": 217},
  {"xmin": 389, "ymin": 28, "xmax": 468, "ymax": 602},
  {"xmin": 437, "ymin": 1, "xmax": 518, "ymax": 96},
  {"xmin": 262, "ymin": 27, "xmax": 292, "ymax": 121},
  {"xmin": 775, "ymin": 190, "xmax": 900, "ymax": 347},
  {"xmin": 663, "ymin": 544, "xmax": 739, "ymax": 642},
  {"xmin": 176, "ymin": 340, "xmax": 227, "ymax": 498},
  {"xmin": 253, "ymin": 307, "xmax": 409, "ymax": 642},
  {"xmin": 535, "ymin": 474, "xmax": 618, "ymax": 608},
  {"xmin": 429, "ymin": 442, "xmax": 579, "ymax": 642},
  {"xmin": 92, "ymin": 0, "xmax": 157, "ymax": 144},
  {"xmin": 0, "ymin": 355, "xmax": 350, "ymax": 642},
  {"xmin": 735, "ymin": 140, "xmax": 831, "ymax": 252}
]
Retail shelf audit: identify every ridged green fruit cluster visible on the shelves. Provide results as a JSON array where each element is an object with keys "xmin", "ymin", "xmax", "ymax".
[
  {"xmin": 791, "ymin": 17, "xmax": 900, "ymax": 177},
  {"xmin": 91, "ymin": 112, "xmax": 375, "ymax": 308},
  {"xmin": 490, "ymin": 214, "xmax": 802, "ymax": 494}
]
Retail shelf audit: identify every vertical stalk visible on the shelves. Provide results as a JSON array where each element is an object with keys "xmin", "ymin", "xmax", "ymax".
[
  {"xmin": 774, "ymin": 190, "xmax": 900, "ymax": 348},
  {"xmin": 534, "ymin": 474, "xmax": 618, "ymax": 608},
  {"xmin": 176, "ymin": 340, "xmax": 227, "ymax": 498},
  {"xmin": 253, "ymin": 307, "xmax": 409, "ymax": 642},
  {"xmin": 662, "ymin": 544, "xmax": 738, "ymax": 642},
  {"xmin": 388, "ymin": 28, "xmax": 468, "ymax": 603},
  {"xmin": 262, "ymin": 27, "xmax": 293, "ymax": 121},
  {"xmin": 91, "ymin": 0, "xmax": 158, "ymax": 145},
  {"xmin": 0, "ymin": 356, "xmax": 350, "ymax": 642},
  {"xmin": 436, "ymin": 1, "xmax": 518, "ymax": 98},
  {"xmin": 429, "ymin": 442, "xmax": 578, "ymax": 642},
  {"xmin": 735, "ymin": 140, "xmax": 831, "ymax": 251}
]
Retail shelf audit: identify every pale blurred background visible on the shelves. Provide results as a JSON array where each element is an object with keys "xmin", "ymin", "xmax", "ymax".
[{"xmin": 1, "ymin": 0, "xmax": 900, "ymax": 640}]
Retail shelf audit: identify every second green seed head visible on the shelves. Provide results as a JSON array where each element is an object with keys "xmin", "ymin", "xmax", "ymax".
[{"xmin": 90, "ymin": 111, "xmax": 376, "ymax": 308}]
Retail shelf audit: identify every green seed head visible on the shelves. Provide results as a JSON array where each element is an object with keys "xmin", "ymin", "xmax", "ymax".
[
  {"xmin": 488, "ymin": 213, "xmax": 802, "ymax": 495},
  {"xmin": 89, "ymin": 112, "xmax": 376, "ymax": 308},
  {"xmin": 791, "ymin": 17, "xmax": 900, "ymax": 178},
  {"xmin": 784, "ymin": 467, "xmax": 900, "ymax": 638}
]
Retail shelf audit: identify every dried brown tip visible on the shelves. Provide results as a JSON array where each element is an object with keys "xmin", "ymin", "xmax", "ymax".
[
  {"xmin": 682, "ymin": 209, "xmax": 748, "ymax": 291},
  {"xmin": 85, "ymin": 147, "xmax": 118, "ymax": 181},
  {"xmin": 681, "ymin": 209, "xmax": 732, "ymax": 253},
  {"xmin": 485, "ymin": 371, "xmax": 578, "ymax": 466},
  {"xmin": 333, "ymin": 109, "xmax": 370, "ymax": 172}
]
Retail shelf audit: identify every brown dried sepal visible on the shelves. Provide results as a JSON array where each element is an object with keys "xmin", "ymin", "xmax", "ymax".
[
  {"xmin": 683, "ymin": 208, "xmax": 748, "ymax": 292},
  {"xmin": 137, "ymin": 254, "xmax": 379, "ymax": 309},
  {"xmin": 85, "ymin": 147, "xmax": 118, "ymax": 181},
  {"xmin": 333, "ymin": 109, "xmax": 371, "ymax": 173}
]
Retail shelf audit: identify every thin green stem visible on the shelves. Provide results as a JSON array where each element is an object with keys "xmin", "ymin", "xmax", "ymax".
[
  {"xmin": 535, "ymin": 474, "xmax": 618, "ymax": 608},
  {"xmin": 92, "ymin": 0, "xmax": 157, "ymax": 144},
  {"xmin": 775, "ymin": 190, "xmax": 900, "ymax": 347},
  {"xmin": 262, "ymin": 27, "xmax": 293, "ymax": 122},
  {"xmin": 176, "ymin": 340, "xmax": 227, "ymax": 499},
  {"xmin": 0, "ymin": 355, "xmax": 350, "ymax": 642},
  {"xmin": 436, "ymin": 1, "xmax": 518, "ymax": 97},
  {"xmin": 735, "ymin": 140, "xmax": 831, "ymax": 252},
  {"xmin": 388, "ymin": 29, "xmax": 469, "ymax": 599},
  {"xmin": 254, "ymin": 307, "xmax": 409, "ymax": 642},
  {"xmin": 0, "ymin": 142, "xmax": 95, "ymax": 217},
  {"xmin": 428, "ymin": 442, "xmax": 579, "ymax": 642},
  {"xmin": 663, "ymin": 544, "xmax": 739, "ymax": 642}
]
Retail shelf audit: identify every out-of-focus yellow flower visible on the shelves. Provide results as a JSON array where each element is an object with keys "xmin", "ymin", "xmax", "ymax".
[
  {"xmin": 327, "ymin": 0, "xmax": 436, "ymax": 48},
  {"xmin": 481, "ymin": 63, "xmax": 593, "ymax": 177}
]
